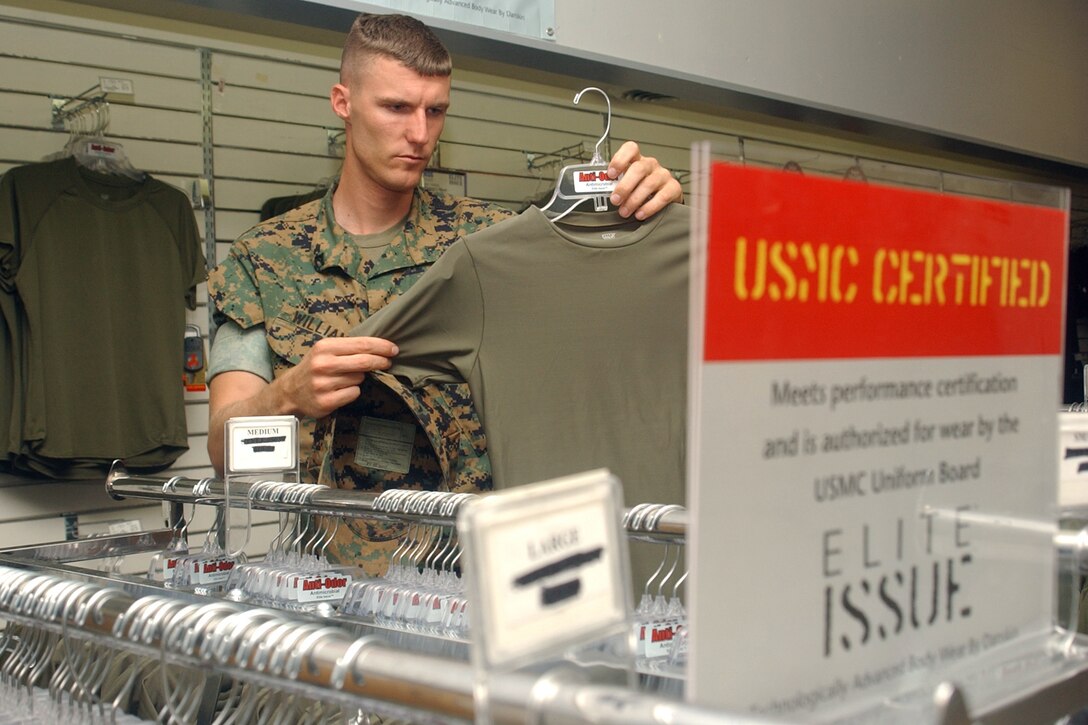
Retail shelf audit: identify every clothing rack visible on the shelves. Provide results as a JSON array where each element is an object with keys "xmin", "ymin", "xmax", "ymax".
[
  {"xmin": 50, "ymin": 83, "xmax": 110, "ymax": 134},
  {"xmin": 524, "ymin": 140, "xmax": 595, "ymax": 172},
  {"xmin": 99, "ymin": 463, "xmax": 1088, "ymax": 565},
  {"xmin": 0, "ymin": 463, "xmax": 711, "ymax": 723},
  {"xmin": 4, "ymin": 467, "xmax": 1088, "ymax": 723},
  {"xmin": 0, "ymin": 561, "xmax": 775, "ymax": 725},
  {"xmin": 102, "ymin": 463, "xmax": 687, "ymax": 543}
]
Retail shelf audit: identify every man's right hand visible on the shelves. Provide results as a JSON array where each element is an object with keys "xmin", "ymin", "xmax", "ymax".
[
  {"xmin": 207, "ymin": 336, "xmax": 397, "ymax": 476},
  {"xmin": 275, "ymin": 336, "xmax": 399, "ymax": 418}
]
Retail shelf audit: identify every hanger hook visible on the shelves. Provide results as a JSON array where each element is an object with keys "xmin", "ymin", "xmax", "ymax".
[{"xmin": 572, "ymin": 86, "xmax": 611, "ymax": 165}]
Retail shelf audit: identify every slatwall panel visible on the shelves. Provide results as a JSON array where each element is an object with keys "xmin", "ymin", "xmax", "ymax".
[
  {"xmin": 0, "ymin": 8, "xmax": 241, "ymax": 570},
  {"xmin": 0, "ymin": 11, "xmax": 203, "ymax": 571},
  {"xmin": 208, "ymin": 50, "xmax": 341, "ymax": 269},
  {"xmin": 0, "ymin": 2, "xmax": 1085, "ymax": 575}
]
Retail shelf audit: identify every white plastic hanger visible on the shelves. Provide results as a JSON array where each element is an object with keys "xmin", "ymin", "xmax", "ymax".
[
  {"xmin": 539, "ymin": 87, "xmax": 618, "ymax": 223},
  {"xmin": 57, "ymin": 96, "xmax": 147, "ymax": 183},
  {"xmin": 69, "ymin": 136, "xmax": 146, "ymax": 182}
]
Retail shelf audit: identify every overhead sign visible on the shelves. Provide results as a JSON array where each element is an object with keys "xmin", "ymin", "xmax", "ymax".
[
  {"xmin": 687, "ymin": 162, "xmax": 1068, "ymax": 719},
  {"xmin": 310, "ymin": 0, "xmax": 556, "ymax": 41}
]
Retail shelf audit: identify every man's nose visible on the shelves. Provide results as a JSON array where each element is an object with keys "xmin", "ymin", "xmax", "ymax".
[{"xmin": 405, "ymin": 109, "xmax": 428, "ymax": 144}]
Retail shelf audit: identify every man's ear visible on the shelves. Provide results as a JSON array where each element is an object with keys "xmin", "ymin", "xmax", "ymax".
[{"xmin": 330, "ymin": 83, "xmax": 350, "ymax": 121}]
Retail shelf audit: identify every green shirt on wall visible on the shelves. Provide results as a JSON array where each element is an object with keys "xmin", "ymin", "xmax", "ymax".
[{"xmin": 0, "ymin": 157, "xmax": 205, "ymax": 478}]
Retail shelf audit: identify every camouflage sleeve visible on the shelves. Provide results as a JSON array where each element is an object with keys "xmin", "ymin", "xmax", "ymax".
[{"xmin": 206, "ymin": 242, "xmax": 266, "ymax": 329}]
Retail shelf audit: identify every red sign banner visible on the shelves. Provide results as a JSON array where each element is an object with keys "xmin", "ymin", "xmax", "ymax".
[{"xmin": 704, "ymin": 164, "xmax": 1068, "ymax": 361}]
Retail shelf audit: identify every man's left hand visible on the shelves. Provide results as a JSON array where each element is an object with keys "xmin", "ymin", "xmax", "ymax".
[{"xmin": 607, "ymin": 140, "xmax": 684, "ymax": 220}]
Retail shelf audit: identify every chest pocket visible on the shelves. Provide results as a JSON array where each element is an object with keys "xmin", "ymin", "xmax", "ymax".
[
  {"xmin": 266, "ymin": 316, "xmax": 326, "ymax": 369},
  {"xmin": 366, "ymin": 264, "xmax": 431, "ymax": 313}
]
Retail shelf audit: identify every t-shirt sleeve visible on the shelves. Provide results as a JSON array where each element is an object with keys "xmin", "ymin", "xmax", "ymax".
[
  {"xmin": 351, "ymin": 240, "xmax": 483, "ymax": 388},
  {"xmin": 207, "ymin": 318, "xmax": 274, "ymax": 383},
  {"xmin": 0, "ymin": 171, "xmax": 19, "ymax": 295},
  {"xmin": 176, "ymin": 202, "xmax": 206, "ymax": 311},
  {"xmin": 147, "ymin": 181, "xmax": 206, "ymax": 311},
  {"xmin": 207, "ymin": 243, "xmax": 266, "ymax": 329}
]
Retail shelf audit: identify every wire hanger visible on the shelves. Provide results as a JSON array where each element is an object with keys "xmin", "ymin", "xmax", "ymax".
[
  {"xmin": 53, "ymin": 87, "xmax": 146, "ymax": 183},
  {"xmin": 539, "ymin": 87, "xmax": 618, "ymax": 223},
  {"xmin": 68, "ymin": 136, "xmax": 146, "ymax": 183},
  {"xmin": 843, "ymin": 156, "xmax": 868, "ymax": 183}
]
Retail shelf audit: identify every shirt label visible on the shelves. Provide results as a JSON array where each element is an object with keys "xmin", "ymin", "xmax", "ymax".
[{"xmin": 354, "ymin": 416, "xmax": 415, "ymax": 473}]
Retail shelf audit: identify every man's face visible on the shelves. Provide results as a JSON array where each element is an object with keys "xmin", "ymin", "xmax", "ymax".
[{"xmin": 334, "ymin": 55, "xmax": 450, "ymax": 194}]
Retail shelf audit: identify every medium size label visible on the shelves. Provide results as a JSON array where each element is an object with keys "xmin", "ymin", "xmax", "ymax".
[{"xmin": 226, "ymin": 415, "xmax": 297, "ymax": 473}]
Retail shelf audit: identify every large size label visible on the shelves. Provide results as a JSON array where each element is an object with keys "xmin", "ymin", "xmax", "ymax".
[
  {"xmin": 459, "ymin": 470, "xmax": 628, "ymax": 669},
  {"xmin": 687, "ymin": 163, "xmax": 1068, "ymax": 719}
]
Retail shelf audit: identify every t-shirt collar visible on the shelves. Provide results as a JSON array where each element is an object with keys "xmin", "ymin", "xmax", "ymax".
[{"xmin": 312, "ymin": 184, "xmax": 431, "ymax": 278}]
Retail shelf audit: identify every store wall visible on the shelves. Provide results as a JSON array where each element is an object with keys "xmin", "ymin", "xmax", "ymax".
[
  {"xmin": 0, "ymin": 0, "xmax": 1084, "ymax": 567},
  {"xmin": 0, "ymin": 0, "xmax": 718, "ymax": 562},
  {"xmin": 549, "ymin": 0, "xmax": 1088, "ymax": 169}
]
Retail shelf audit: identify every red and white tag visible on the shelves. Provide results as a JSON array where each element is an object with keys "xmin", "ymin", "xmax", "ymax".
[
  {"xmin": 296, "ymin": 573, "xmax": 352, "ymax": 603},
  {"xmin": 571, "ymin": 168, "xmax": 615, "ymax": 194},
  {"xmin": 193, "ymin": 556, "xmax": 235, "ymax": 585}
]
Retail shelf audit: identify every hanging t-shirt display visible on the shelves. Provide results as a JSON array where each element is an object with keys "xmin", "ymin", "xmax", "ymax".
[
  {"xmin": 0, "ymin": 156, "xmax": 205, "ymax": 479},
  {"xmin": 341, "ymin": 203, "xmax": 690, "ymax": 510}
]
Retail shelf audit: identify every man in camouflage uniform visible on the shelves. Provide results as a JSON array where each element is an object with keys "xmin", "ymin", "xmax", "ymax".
[{"xmin": 206, "ymin": 13, "xmax": 682, "ymax": 574}]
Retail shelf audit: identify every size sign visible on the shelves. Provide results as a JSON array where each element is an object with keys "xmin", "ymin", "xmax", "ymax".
[
  {"xmin": 1059, "ymin": 412, "xmax": 1088, "ymax": 507},
  {"xmin": 225, "ymin": 415, "xmax": 297, "ymax": 473},
  {"xmin": 458, "ymin": 469, "xmax": 629, "ymax": 668}
]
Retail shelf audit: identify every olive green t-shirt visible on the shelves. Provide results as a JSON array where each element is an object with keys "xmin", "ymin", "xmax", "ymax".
[
  {"xmin": 350, "ymin": 204, "xmax": 691, "ymax": 509},
  {"xmin": 0, "ymin": 157, "xmax": 205, "ymax": 476}
]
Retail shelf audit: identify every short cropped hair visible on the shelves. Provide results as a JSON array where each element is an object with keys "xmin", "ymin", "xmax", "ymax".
[{"xmin": 341, "ymin": 13, "xmax": 452, "ymax": 83}]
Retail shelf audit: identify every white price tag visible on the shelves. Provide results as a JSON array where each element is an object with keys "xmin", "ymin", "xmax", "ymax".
[
  {"xmin": 99, "ymin": 76, "xmax": 134, "ymax": 95},
  {"xmin": 459, "ymin": 469, "xmax": 629, "ymax": 668},
  {"xmin": 1059, "ymin": 411, "xmax": 1088, "ymax": 507},
  {"xmin": 108, "ymin": 519, "xmax": 141, "ymax": 535},
  {"xmin": 226, "ymin": 416, "xmax": 297, "ymax": 473}
]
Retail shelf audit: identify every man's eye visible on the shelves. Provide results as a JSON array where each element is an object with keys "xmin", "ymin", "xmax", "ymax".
[{"xmin": 427, "ymin": 107, "xmax": 447, "ymax": 117}]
